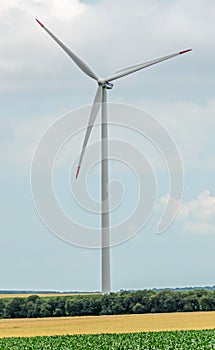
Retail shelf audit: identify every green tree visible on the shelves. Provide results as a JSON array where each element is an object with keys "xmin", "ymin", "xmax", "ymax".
[
  {"xmin": 4, "ymin": 298, "xmax": 27, "ymax": 318},
  {"xmin": 65, "ymin": 298, "xmax": 83, "ymax": 316},
  {"xmin": 163, "ymin": 293, "xmax": 182, "ymax": 312},
  {"xmin": 0, "ymin": 300, "xmax": 5, "ymax": 318},
  {"xmin": 182, "ymin": 293, "xmax": 200, "ymax": 312},
  {"xmin": 53, "ymin": 297, "xmax": 66, "ymax": 317},
  {"xmin": 112, "ymin": 298, "xmax": 126, "ymax": 315},
  {"xmin": 26, "ymin": 295, "xmax": 42, "ymax": 318},
  {"xmin": 200, "ymin": 294, "xmax": 215, "ymax": 311},
  {"xmin": 132, "ymin": 302, "xmax": 145, "ymax": 314},
  {"xmin": 150, "ymin": 290, "xmax": 182, "ymax": 313},
  {"xmin": 40, "ymin": 300, "xmax": 53, "ymax": 317}
]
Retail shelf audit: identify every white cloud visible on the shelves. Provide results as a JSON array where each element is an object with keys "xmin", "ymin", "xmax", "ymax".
[
  {"xmin": 1, "ymin": 0, "xmax": 215, "ymax": 92},
  {"xmin": 159, "ymin": 190, "xmax": 215, "ymax": 234},
  {"xmin": 179, "ymin": 190, "xmax": 215, "ymax": 221},
  {"xmin": 0, "ymin": 0, "xmax": 85, "ymax": 18},
  {"xmin": 1, "ymin": 0, "xmax": 215, "ymax": 198}
]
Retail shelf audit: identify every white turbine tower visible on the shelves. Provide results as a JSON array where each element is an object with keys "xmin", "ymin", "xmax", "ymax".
[{"xmin": 36, "ymin": 19, "xmax": 191, "ymax": 294}]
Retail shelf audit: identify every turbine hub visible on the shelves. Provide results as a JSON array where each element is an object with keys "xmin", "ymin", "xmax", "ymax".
[
  {"xmin": 105, "ymin": 82, "xmax": 114, "ymax": 89},
  {"xmin": 98, "ymin": 78, "xmax": 113, "ymax": 89}
]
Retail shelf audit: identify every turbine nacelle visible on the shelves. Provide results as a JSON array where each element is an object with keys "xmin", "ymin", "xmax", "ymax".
[{"xmin": 98, "ymin": 78, "xmax": 113, "ymax": 89}]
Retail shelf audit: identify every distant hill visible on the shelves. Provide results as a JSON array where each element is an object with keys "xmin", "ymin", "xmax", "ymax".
[
  {"xmin": 151, "ymin": 286, "xmax": 215, "ymax": 292},
  {"xmin": 0, "ymin": 286, "xmax": 214, "ymax": 295},
  {"xmin": 124, "ymin": 286, "xmax": 215, "ymax": 293},
  {"xmin": 0, "ymin": 290, "xmax": 92, "ymax": 295}
]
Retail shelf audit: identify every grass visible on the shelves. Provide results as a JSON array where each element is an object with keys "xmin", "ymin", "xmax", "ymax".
[{"xmin": 0, "ymin": 311, "xmax": 215, "ymax": 338}]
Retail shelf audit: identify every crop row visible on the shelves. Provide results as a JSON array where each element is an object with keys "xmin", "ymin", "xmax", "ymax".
[{"xmin": 0, "ymin": 329, "xmax": 214, "ymax": 349}]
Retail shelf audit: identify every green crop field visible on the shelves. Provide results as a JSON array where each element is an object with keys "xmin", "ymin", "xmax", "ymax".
[{"xmin": 0, "ymin": 329, "xmax": 214, "ymax": 350}]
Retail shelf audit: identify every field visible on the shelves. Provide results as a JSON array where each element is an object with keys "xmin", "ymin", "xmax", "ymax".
[
  {"xmin": 0, "ymin": 311, "xmax": 214, "ymax": 338},
  {"xmin": 0, "ymin": 293, "xmax": 82, "ymax": 299},
  {"xmin": 0, "ymin": 330, "xmax": 214, "ymax": 349}
]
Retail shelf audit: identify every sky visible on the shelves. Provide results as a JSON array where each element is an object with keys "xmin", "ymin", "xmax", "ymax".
[{"xmin": 1, "ymin": 0, "xmax": 215, "ymax": 292}]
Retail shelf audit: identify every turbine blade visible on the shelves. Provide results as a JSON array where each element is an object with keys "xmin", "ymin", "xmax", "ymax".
[
  {"xmin": 76, "ymin": 86, "xmax": 102, "ymax": 178},
  {"xmin": 35, "ymin": 19, "xmax": 99, "ymax": 81},
  {"xmin": 105, "ymin": 49, "xmax": 192, "ymax": 82}
]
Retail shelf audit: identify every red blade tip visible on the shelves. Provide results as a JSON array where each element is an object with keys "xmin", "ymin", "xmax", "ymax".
[
  {"xmin": 35, "ymin": 18, "xmax": 44, "ymax": 28},
  {"xmin": 76, "ymin": 165, "xmax": 81, "ymax": 179},
  {"xmin": 179, "ymin": 49, "xmax": 192, "ymax": 55}
]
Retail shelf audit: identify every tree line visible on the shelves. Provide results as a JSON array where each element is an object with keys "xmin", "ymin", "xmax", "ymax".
[{"xmin": 0, "ymin": 289, "xmax": 215, "ymax": 319}]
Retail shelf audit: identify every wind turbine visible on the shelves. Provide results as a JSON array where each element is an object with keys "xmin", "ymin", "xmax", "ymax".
[{"xmin": 35, "ymin": 18, "xmax": 191, "ymax": 294}]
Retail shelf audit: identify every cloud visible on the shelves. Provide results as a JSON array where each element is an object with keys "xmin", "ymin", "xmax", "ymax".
[
  {"xmin": 141, "ymin": 98, "xmax": 215, "ymax": 172},
  {"xmin": 1, "ymin": 0, "xmax": 215, "ymax": 183},
  {"xmin": 2, "ymin": 97, "xmax": 215, "ymax": 183},
  {"xmin": 1, "ymin": 0, "xmax": 215, "ymax": 93},
  {"xmin": 0, "ymin": 0, "xmax": 85, "ymax": 18},
  {"xmin": 179, "ymin": 190, "xmax": 215, "ymax": 221},
  {"xmin": 159, "ymin": 190, "xmax": 215, "ymax": 234},
  {"xmin": 0, "ymin": 0, "xmax": 89, "ymax": 92}
]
